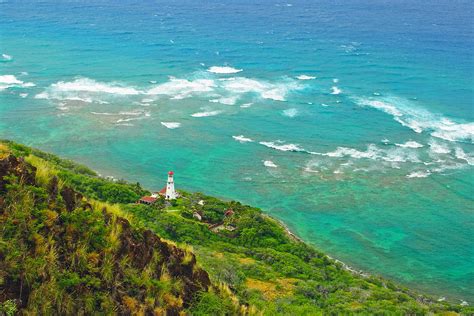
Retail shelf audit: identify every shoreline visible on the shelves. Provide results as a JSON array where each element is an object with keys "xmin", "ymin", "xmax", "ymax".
[
  {"xmin": 265, "ymin": 215, "xmax": 469, "ymax": 306},
  {"xmin": 91, "ymin": 168, "xmax": 471, "ymax": 306}
]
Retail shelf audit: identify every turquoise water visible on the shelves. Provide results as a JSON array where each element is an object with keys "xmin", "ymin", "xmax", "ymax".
[{"xmin": 1, "ymin": 0, "xmax": 473, "ymax": 302}]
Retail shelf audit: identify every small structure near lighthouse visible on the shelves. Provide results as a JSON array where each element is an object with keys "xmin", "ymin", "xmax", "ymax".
[
  {"xmin": 137, "ymin": 170, "xmax": 178, "ymax": 205},
  {"xmin": 163, "ymin": 171, "xmax": 177, "ymax": 200}
]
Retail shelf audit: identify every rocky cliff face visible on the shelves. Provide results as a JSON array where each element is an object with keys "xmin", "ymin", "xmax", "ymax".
[{"xmin": 0, "ymin": 154, "xmax": 211, "ymax": 315}]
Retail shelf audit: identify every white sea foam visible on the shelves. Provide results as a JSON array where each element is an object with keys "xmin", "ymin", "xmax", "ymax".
[
  {"xmin": 191, "ymin": 110, "xmax": 222, "ymax": 117},
  {"xmin": 296, "ymin": 75, "xmax": 316, "ymax": 80},
  {"xmin": 52, "ymin": 78, "xmax": 140, "ymax": 95},
  {"xmin": 38, "ymin": 75, "xmax": 300, "ymax": 105},
  {"xmin": 331, "ymin": 86, "xmax": 342, "ymax": 95},
  {"xmin": 395, "ymin": 141, "xmax": 424, "ymax": 148},
  {"xmin": 406, "ymin": 171, "xmax": 431, "ymax": 178},
  {"xmin": 116, "ymin": 117, "xmax": 145, "ymax": 123},
  {"xmin": 428, "ymin": 139, "xmax": 451, "ymax": 154},
  {"xmin": 119, "ymin": 110, "xmax": 146, "ymax": 116},
  {"xmin": 259, "ymin": 141, "xmax": 305, "ymax": 152},
  {"xmin": 355, "ymin": 96, "xmax": 474, "ymax": 143},
  {"xmin": 1, "ymin": 54, "xmax": 12, "ymax": 61},
  {"xmin": 209, "ymin": 96, "xmax": 238, "ymax": 105},
  {"xmin": 91, "ymin": 111, "xmax": 115, "ymax": 116},
  {"xmin": 19, "ymin": 93, "xmax": 28, "ymax": 98},
  {"xmin": 161, "ymin": 122, "xmax": 181, "ymax": 129},
  {"xmin": 147, "ymin": 78, "xmax": 215, "ymax": 99},
  {"xmin": 0, "ymin": 75, "xmax": 35, "ymax": 90},
  {"xmin": 319, "ymin": 144, "xmax": 420, "ymax": 163},
  {"xmin": 454, "ymin": 147, "xmax": 474, "ymax": 165},
  {"xmin": 263, "ymin": 160, "xmax": 278, "ymax": 168},
  {"xmin": 240, "ymin": 102, "xmax": 253, "ymax": 108},
  {"xmin": 323, "ymin": 144, "xmax": 380, "ymax": 160},
  {"xmin": 333, "ymin": 78, "xmax": 339, "ymax": 83},
  {"xmin": 282, "ymin": 108, "xmax": 298, "ymax": 118},
  {"xmin": 221, "ymin": 77, "xmax": 299, "ymax": 101},
  {"xmin": 207, "ymin": 66, "xmax": 243, "ymax": 74},
  {"xmin": 64, "ymin": 96, "xmax": 93, "ymax": 103},
  {"xmin": 232, "ymin": 135, "xmax": 253, "ymax": 143}
]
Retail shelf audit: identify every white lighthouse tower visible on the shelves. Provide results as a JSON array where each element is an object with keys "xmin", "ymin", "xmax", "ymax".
[{"xmin": 165, "ymin": 171, "xmax": 177, "ymax": 200}]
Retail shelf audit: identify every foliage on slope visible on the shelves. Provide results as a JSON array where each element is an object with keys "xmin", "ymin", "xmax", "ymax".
[
  {"xmin": 0, "ymin": 142, "xmax": 239, "ymax": 315},
  {"xmin": 0, "ymin": 140, "xmax": 471, "ymax": 315}
]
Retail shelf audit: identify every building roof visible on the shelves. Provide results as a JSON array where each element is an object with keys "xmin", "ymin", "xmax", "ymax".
[
  {"xmin": 139, "ymin": 196, "xmax": 157, "ymax": 203},
  {"xmin": 224, "ymin": 209, "xmax": 235, "ymax": 216},
  {"xmin": 158, "ymin": 187, "xmax": 167, "ymax": 195}
]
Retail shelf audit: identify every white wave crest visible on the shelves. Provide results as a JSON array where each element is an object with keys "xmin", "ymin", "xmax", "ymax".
[
  {"xmin": 319, "ymin": 144, "xmax": 420, "ymax": 163},
  {"xmin": 161, "ymin": 122, "xmax": 181, "ymax": 129},
  {"xmin": 331, "ymin": 86, "xmax": 342, "ymax": 95},
  {"xmin": 259, "ymin": 141, "xmax": 305, "ymax": 152},
  {"xmin": 209, "ymin": 96, "xmax": 239, "ymax": 105},
  {"xmin": 91, "ymin": 112, "xmax": 115, "ymax": 116},
  {"xmin": 454, "ymin": 147, "xmax": 474, "ymax": 165},
  {"xmin": 296, "ymin": 75, "xmax": 316, "ymax": 80},
  {"xmin": 232, "ymin": 135, "xmax": 253, "ymax": 143},
  {"xmin": 355, "ymin": 96, "xmax": 474, "ymax": 143},
  {"xmin": 116, "ymin": 117, "xmax": 146, "ymax": 123},
  {"xmin": 428, "ymin": 139, "xmax": 451, "ymax": 154},
  {"xmin": 221, "ymin": 77, "xmax": 300, "ymax": 101},
  {"xmin": 263, "ymin": 160, "xmax": 278, "ymax": 168},
  {"xmin": 191, "ymin": 110, "xmax": 222, "ymax": 117},
  {"xmin": 282, "ymin": 108, "xmax": 298, "ymax": 118},
  {"xmin": 0, "ymin": 75, "xmax": 35, "ymax": 90},
  {"xmin": 407, "ymin": 171, "xmax": 431, "ymax": 178},
  {"xmin": 395, "ymin": 141, "xmax": 424, "ymax": 148},
  {"xmin": 207, "ymin": 66, "xmax": 243, "ymax": 74},
  {"xmin": 147, "ymin": 78, "xmax": 215, "ymax": 99},
  {"xmin": 1, "ymin": 54, "xmax": 12, "ymax": 61},
  {"xmin": 323, "ymin": 144, "xmax": 379, "ymax": 159},
  {"xmin": 52, "ymin": 78, "xmax": 140, "ymax": 95}
]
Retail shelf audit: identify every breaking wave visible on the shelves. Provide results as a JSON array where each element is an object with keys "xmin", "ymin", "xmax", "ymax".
[
  {"xmin": 296, "ymin": 75, "xmax": 316, "ymax": 80},
  {"xmin": 406, "ymin": 171, "xmax": 431, "ymax": 178},
  {"xmin": 191, "ymin": 110, "xmax": 222, "ymax": 117},
  {"xmin": 282, "ymin": 108, "xmax": 298, "ymax": 118},
  {"xmin": 221, "ymin": 77, "xmax": 300, "ymax": 101},
  {"xmin": 36, "ymin": 74, "xmax": 301, "ymax": 106},
  {"xmin": 331, "ymin": 86, "xmax": 342, "ymax": 95},
  {"xmin": 161, "ymin": 122, "xmax": 181, "ymax": 129},
  {"xmin": 207, "ymin": 66, "xmax": 243, "ymax": 74},
  {"xmin": 355, "ymin": 96, "xmax": 474, "ymax": 143},
  {"xmin": 0, "ymin": 75, "xmax": 35, "ymax": 91},
  {"xmin": 147, "ymin": 78, "xmax": 215, "ymax": 99},
  {"xmin": 232, "ymin": 135, "xmax": 253, "ymax": 143},
  {"xmin": 51, "ymin": 78, "xmax": 140, "ymax": 95},
  {"xmin": 263, "ymin": 160, "xmax": 278, "ymax": 168},
  {"xmin": 1, "ymin": 53, "xmax": 13, "ymax": 62},
  {"xmin": 259, "ymin": 141, "xmax": 305, "ymax": 152},
  {"xmin": 395, "ymin": 141, "xmax": 423, "ymax": 148}
]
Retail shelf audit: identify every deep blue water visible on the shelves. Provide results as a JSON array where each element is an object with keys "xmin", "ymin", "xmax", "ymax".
[{"xmin": 1, "ymin": 0, "xmax": 473, "ymax": 302}]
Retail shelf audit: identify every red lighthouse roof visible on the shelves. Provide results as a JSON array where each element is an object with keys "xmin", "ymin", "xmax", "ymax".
[{"xmin": 168, "ymin": 171, "xmax": 174, "ymax": 176}]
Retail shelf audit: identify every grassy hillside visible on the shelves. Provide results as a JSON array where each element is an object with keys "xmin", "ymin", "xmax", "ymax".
[{"xmin": 0, "ymin": 140, "xmax": 470, "ymax": 315}]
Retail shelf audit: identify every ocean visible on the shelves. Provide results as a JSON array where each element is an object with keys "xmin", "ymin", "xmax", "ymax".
[{"xmin": 1, "ymin": 0, "xmax": 473, "ymax": 302}]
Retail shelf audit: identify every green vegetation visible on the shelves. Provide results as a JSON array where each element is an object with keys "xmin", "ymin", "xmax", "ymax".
[{"xmin": 0, "ymin": 140, "xmax": 471, "ymax": 315}]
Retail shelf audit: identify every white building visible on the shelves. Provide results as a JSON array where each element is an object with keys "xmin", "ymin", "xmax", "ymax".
[{"xmin": 165, "ymin": 171, "xmax": 177, "ymax": 200}]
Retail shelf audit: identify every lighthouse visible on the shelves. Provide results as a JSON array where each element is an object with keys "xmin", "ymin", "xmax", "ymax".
[{"xmin": 165, "ymin": 171, "xmax": 177, "ymax": 200}]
